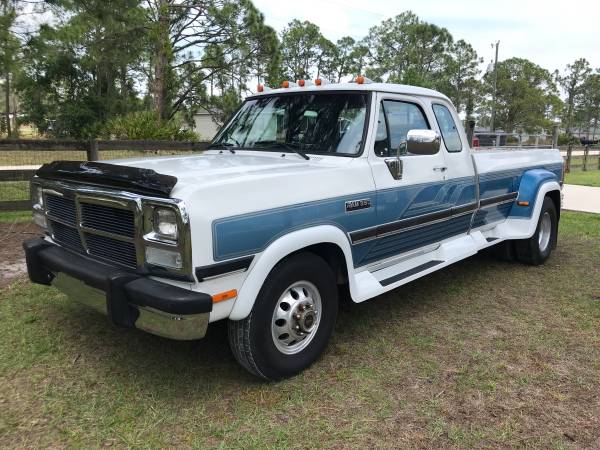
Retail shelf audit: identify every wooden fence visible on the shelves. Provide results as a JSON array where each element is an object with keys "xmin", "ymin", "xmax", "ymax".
[
  {"xmin": 562, "ymin": 144, "xmax": 600, "ymax": 173},
  {"xmin": 0, "ymin": 139, "xmax": 209, "ymax": 211}
]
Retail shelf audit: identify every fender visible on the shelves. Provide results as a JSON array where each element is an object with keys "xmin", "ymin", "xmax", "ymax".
[
  {"xmin": 510, "ymin": 169, "xmax": 559, "ymax": 219},
  {"xmin": 496, "ymin": 178, "xmax": 561, "ymax": 240},
  {"xmin": 228, "ymin": 225, "xmax": 355, "ymax": 320}
]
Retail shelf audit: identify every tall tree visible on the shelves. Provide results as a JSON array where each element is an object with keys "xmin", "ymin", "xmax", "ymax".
[
  {"xmin": 0, "ymin": 0, "xmax": 19, "ymax": 136},
  {"xmin": 362, "ymin": 11, "xmax": 453, "ymax": 87},
  {"xmin": 557, "ymin": 58, "xmax": 591, "ymax": 135},
  {"xmin": 279, "ymin": 19, "xmax": 325, "ymax": 81},
  {"xmin": 441, "ymin": 39, "xmax": 482, "ymax": 115},
  {"xmin": 480, "ymin": 57, "xmax": 561, "ymax": 133},
  {"xmin": 144, "ymin": 0, "xmax": 279, "ymax": 122},
  {"xmin": 574, "ymin": 71, "xmax": 600, "ymax": 138},
  {"xmin": 17, "ymin": 0, "xmax": 147, "ymax": 137}
]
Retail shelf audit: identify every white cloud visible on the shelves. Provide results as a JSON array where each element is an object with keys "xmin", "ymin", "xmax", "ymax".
[{"xmin": 253, "ymin": 0, "xmax": 600, "ymax": 73}]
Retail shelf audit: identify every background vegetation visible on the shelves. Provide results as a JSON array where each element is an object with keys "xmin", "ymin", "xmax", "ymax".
[{"xmin": 1, "ymin": 1, "xmax": 599, "ymax": 140}]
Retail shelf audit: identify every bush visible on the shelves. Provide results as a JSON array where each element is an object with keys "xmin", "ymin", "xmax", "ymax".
[
  {"xmin": 558, "ymin": 133, "xmax": 579, "ymax": 146},
  {"xmin": 101, "ymin": 111, "xmax": 198, "ymax": 141}
]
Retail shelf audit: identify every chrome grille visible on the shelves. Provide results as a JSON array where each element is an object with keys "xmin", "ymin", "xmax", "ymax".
[
  {"xmin": 45, "ymin": 193, "xmax": 138, "ymax": 269},
  {"xmin": 51, "ymin": 220, "xmax": 84, "ymax": 252},
  {"xmin": 46, "ymin": 195, "xmax": 76, "ymax": 225},
  {"xmin": 85, "ymin": 233, "xmax": 138, "ymax": 267},
  {"xmin": 81, "ymin": 202, "xmax": 135, "ymax": 237}
]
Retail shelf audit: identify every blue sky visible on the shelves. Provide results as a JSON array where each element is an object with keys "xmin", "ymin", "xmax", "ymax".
[{"xmin": 253, "ymin": 0, "xmax": 600, "ymax": 74}]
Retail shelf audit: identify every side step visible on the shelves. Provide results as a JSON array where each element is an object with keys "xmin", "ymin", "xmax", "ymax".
[{"xmin": 379, "ymin": 260, "xmax": 444, "ymax": 287}]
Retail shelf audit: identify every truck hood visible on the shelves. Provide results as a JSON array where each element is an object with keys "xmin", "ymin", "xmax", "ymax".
[{"xmin": 110, "ymin": 151, "xmax": 345, "ymax": 197}]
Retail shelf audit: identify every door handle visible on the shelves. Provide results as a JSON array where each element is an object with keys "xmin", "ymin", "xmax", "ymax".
[{"xmin": 433, "ymin": 166, "xmax": 447, "ymax": 172}]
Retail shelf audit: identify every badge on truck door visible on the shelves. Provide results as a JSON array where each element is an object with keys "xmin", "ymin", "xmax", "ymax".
[{"xmin": 345, "ymin": 198, "xmax": 371, "ymax": 212}]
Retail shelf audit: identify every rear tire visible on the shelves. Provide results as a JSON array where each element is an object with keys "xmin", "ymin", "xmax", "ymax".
[
  {"xmin": 228, "ymin": 252, "xmax": 338, "ymax": 381},
  {"xmin": 514, "ymin": 196, "xmax": 558, "ymax": 265}
]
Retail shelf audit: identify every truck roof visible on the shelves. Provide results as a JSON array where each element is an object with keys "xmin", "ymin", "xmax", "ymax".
[{"xmin": 250, "ymin": 82, "xmax": 451, "ymax": 102}]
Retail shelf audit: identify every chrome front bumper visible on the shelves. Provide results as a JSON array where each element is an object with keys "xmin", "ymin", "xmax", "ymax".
[{"xmin": 23, "ymin": 237, "xmax": 212, "ymax": 341}]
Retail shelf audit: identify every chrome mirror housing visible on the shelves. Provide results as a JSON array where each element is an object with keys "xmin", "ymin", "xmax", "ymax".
[{"xmin": 405, "ymin": 129, "xmax": 441, "ymax": 155}]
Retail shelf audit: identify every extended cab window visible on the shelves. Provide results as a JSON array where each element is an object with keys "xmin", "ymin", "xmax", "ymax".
[
  {"xmin": 432, "ymin": 104, "xmax": 462, "ymax": 152},
  {"xmin": 375, "ymin": 100, "xmax": 430, "ymax": 157}
]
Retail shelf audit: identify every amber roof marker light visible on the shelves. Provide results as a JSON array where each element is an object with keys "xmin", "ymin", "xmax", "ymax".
[
  {"xmin": 281, "ymin": 80, "xmax": 299, "ymax": 88},
  {"xmin": 297, "ymin": 79, "xmax": 315, "ymax": 87},
  {"xmin": 352, "ymin": 75, "xmax": 374, "ymax": 84},
  {"xmin": 314, "ymin": 78, "xmax": 331, "ymax": 86}
]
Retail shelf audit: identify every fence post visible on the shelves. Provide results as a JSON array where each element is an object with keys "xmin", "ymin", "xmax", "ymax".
[
  {"xmin": 565, "ymin": 141, "xmax": 572, "ymax": 173},
  {"xmin": 466, "ymin": 119, "xmax": 475, "ymax": 148},
  {"xmin": 87, "ymin": 138, "xmax": 99, "ymax": 161},
  {"xmin": 583, "ymin": 145, "xmax": 589, "ymax": 171},
  {"xmin": 552, "ymin": 124, "xmax": 559, "ymax": 149}
]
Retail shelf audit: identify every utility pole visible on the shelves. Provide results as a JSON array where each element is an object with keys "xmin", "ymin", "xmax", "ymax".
[{"xmin": 490, "ymin": 41, "xmax": 499, "ymax": 132}]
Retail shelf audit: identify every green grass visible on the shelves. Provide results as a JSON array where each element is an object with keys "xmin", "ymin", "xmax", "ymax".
[
  {"xmin": 564, "ymin": 169, "xmax": 600, "ymax": 187},
  {"xmin": 0, "ymin": 210, "xmax": 31, "ymax": 223},
  {"xmin": 0, "ymin": 181, "xmax": 29, "ymax": 201},
  {"xmin": 1, "ymin": 212, "xmax": 600, "ymax": 448}
]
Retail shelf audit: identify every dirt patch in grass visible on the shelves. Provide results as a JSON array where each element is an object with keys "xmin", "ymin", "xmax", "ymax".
[
  {"xmin": 0, "ymin": 220, "xmax": 40, "ymax": 288},
  {"xmin": 0, "ymin": 212, "xmax": 599, "ymax": 448}
]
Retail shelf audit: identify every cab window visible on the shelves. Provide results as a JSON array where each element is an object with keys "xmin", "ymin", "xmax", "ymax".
[
  {"xmin": 432, "ymin": 103, "xmax": 462, "ymax": 152},
  {"xmin": 374, "ymin": 100, "xmax": 430, "ymax": 157}
]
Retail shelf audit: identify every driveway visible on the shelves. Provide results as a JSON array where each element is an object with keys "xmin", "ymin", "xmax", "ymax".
[{"xmin": 562, "ymin": 184, "xmax": 600, "ymax": 214}]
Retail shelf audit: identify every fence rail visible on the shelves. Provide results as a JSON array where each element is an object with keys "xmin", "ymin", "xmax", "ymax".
[{"xmin": 0, "ymin": 139, "xmax": 209, "ymax": 212}]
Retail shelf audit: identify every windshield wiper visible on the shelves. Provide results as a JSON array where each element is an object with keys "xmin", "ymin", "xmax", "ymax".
[
  {"xmin": 206, "ymin": 141, "xmax": 237, "ymax": 154},
  {"xmin": 254, "ymin": 142, "xmax": 310, "ymax": 160}
]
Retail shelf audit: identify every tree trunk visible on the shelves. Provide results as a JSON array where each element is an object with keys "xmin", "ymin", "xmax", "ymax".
[
  {"xmin": 153, "ymin": 0, "xmax": 171, "ymax": 121},
  {"xmin": 4, "ymin": 71, "xmax": 11, "ymax": 137}
]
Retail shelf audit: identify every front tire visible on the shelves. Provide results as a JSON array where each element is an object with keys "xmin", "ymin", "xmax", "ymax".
[
  {"xmin": 228, "ymin": 252, "xmax": 338, "ymax": 381},
  {"xmin": 515, "ymin": 196, "xmax": 558, "ymax": 265}
]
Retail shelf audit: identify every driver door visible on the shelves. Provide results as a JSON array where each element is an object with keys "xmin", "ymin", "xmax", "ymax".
[{"xmin": 359, "ymin": 93, "xmax": 450, "ymax": 266}]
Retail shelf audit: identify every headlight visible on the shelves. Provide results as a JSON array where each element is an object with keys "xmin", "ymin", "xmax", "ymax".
[
  {"xmin": 31, "ymin": 183, "xmax": 44, "ymax": 208},
  {"xmin": 153, "ymin": 207, "xmax": 178, "ymax": 241},
  {"xmin": 30, "ymin": 183, "xmax": 47, "ymax": 228}
]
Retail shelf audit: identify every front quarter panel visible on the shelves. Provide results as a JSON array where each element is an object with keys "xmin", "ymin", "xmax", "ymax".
[{"xmin": 228, "ymin": 225, "xmax": 355, "ymax": 321}]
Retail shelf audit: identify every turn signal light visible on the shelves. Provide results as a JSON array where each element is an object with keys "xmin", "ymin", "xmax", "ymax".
[
  {"xmin": 517, "ymin": 201, "xmax": 530, "ymax": 206},
  {"xmin": 212, "ymin": 289, "xmax": 238, "ymax": 303}
]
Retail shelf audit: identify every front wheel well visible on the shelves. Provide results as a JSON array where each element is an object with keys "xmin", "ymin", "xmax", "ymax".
[
  {"xmin": 285, "ymin": 243, "xmax": 349, "ymax": 286},
  {"xmin": 545, "ymin": 190, "xmax": 561, "ymax": 221}
]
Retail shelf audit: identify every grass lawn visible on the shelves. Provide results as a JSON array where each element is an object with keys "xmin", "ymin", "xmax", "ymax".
[
  {"xmin": 0, "ymin": 181, "xmax": 29, "ymax": 201},
  {"xmin": 0, "ymin": 211, "xmax": 31, "ymax": 223},
  {"xmin": 1, "ymin": 211, "xmax": 599, "ymax": 448},
  {"xmin": 564, "ymin": 169, "xmax": 600, "ymax": 187}
]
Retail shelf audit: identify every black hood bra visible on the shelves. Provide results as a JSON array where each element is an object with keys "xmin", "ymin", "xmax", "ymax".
[{"xmin": 35, "ymin": 161, "xmax": 178, "ymax": 198}]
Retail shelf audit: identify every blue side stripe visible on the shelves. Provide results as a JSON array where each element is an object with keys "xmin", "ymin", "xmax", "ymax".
[{"xmin": 211, "ymin": 163, "xmax": 562, "ymax": 264}]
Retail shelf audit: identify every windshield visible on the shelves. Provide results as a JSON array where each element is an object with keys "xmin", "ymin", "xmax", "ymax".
[{"xmin": 212, "ymin": 92, "xmax": 369, "ymax": 156}]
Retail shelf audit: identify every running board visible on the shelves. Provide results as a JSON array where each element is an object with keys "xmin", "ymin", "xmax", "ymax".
[{"xmin": 379, "ymin": 260, "xmax": 444, "ymax": 287}]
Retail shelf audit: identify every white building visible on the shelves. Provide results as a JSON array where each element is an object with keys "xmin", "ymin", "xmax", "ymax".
[{"xmin": 192, "ymin": 108, "xmax": 220, "ymax": 141}]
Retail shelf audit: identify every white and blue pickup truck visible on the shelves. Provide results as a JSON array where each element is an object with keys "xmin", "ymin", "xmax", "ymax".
[{"xmin": 24, "ymin": 80, "xmax": 563, "ymax": 380}]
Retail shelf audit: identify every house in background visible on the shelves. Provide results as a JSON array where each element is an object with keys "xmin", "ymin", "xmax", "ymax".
[{"xmin": 192, "ymin": 107, "xmax": 220, "ymax": 141}]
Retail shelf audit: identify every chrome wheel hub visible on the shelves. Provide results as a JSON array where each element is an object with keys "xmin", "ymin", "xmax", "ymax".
[
  {"xmin": 538, "ymin": 211, "xmax": 552, "ymax": 252},
  {"xmin": 271, "ymin": 281, "xmax": 322, "ymax": 355}
]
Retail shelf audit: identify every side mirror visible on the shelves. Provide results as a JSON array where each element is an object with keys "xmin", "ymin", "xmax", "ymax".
[{"xmin": 403, "ymin": 129, "xmax": 441, "ymax": 155}]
